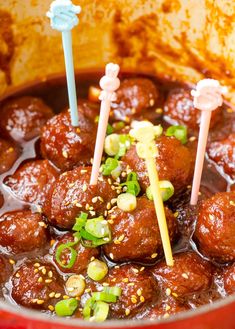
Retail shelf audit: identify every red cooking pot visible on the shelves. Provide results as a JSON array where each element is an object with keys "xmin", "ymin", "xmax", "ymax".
[{"xmin": 0, "ymin": 71, "xmax": 235, "ymax": 329}]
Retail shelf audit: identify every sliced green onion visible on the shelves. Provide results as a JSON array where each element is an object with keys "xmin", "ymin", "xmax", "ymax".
[
  {"xmin": 112, "ymin": 121, "xmax": 125, "ymax": 131},
  {"xmin": 55, "ymin": 298, "xmax": 78, "ymax": 317},
  {"xmin": 72, "ymin": 212, "xmax": 88, "ymax": 232},
  {"xmin": 166, "ymin": 125, "xmax": 187, "ymax": 144},
  {"xmin": 65, "ymin": 274, "xmax": 86, "ymax": 297},
  {"xmin": 121, "ymin": 172, "xmax": 140, "ymax": 196},
  {"xmin": 83, "ymin": 297, "xmax": 95, "ymax": 320},
  {"xmin": 104, "ymin": 134, "xmax": 120, "ymax": 156},
  {"xmin": 55, "ymin": 241, "xmax": 78, "ymax": 269},
  {"xmin": 102, "ymin": 157, "xmax": 119, "ymax": 175},
  {"xmin": 87, "ymin": 260, "xmax": 108, "ymax": 281},
  {"xmin": 93, "ymin": 301, "xmax": 109, "ymax": 322},
  {"xmin": 117, "ymin": 193, "xmax": 137, "ymax": 212},
  {"xmin": 116, "ymin": 134, "xmax": 132, "ymax": 158},
  {"xmin": 103, "ymin": 286, "xmax": 122, "ymax": 297},
  {"xmin": 110, "ymin": 165, "xmax": 122, "ymax": 179},
  {"xmin": 85, "ymin": 217, "xmax": 110, "ymax": 238},
  {"xmin": 146, "ymin": 180, "xmax": 174, "ymax": 202},
  {"xmin": 92, "ymin": 292, "xmax": 117, "ymax": 303},
  {"xmin": 154, "ymin": 124, "xmax": 163, "ymax": 137}
]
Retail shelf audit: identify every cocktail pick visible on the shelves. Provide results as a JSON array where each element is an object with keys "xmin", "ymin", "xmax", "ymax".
[
  {"xmin": 90, "ymin": 63, "xmax": 120, "ymax": 185},
  {"xmin": 130, "ymin": 124, "xmax": 174, "ymax": 266},
  {"xmin": 190, "ymin": 79, "xmax": 227, "ymax": 205},
  {"xmin": 47, "ymin": 0, "xmax": 81, "ymax": 126}
]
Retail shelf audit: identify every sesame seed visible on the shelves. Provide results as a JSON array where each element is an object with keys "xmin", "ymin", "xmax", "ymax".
[
  {"xmin": 111, "ymin": 278, "xmax": 117, "ymax": 282},
  {"xmin": 118, "ymin": 234, "xmax": 125, "ymax": 242},
  {"xmin": 182, "ymin": 273, "xmax": 189, "ymax": 279},
  {"xmin": 90, "ymin": 256, "xmax": 95, "ymax": 262},
  {"xmin": 227, "ymin": 108, "xmax": 234, "ymax": 113},
  {"xmin": 85, "ymin": 204, "xmax": 90, "ymax": 210},
  {"xmin": 151, "ymin": 253, "xmax": 158, "ymax": 259},
  {"xmin": 32, "ymin": 299, "xmax": 38, "ymax": 303},
  {"xmin": 7, "ymin": 147, "xmax": 14, "ymax": 153},
  {"xmin": 89, "ymin": 211, "xmax": 96, "ymax": 216},
  {"xmin": 114, "ymin": 239, "xmax": 121, "ymax": 245},
  {"xmin": 140, "ymin": 267, "xmax": 145, "ymax": 272},
  {"xmin": 174, "ymin": 212, "xmax": 179, "ymax": 218},
  {"xmin": 50, "ymin": 240, "xmax": 55, "ymax": 246},
  {"xmin": 82, "ymin": 184, "xmax": 87, "ymax": 192},
  {"xmin": 109, "ymin": 253, "xmax": 114, "ymax": 260},
  {"xmin": 108, "ymin": 219, "xmax": 114, "ymax": 224},
  {"xmin": 63, "ymin": 295, "xmax": 70, "ymax": 299},
  {"xmin": 34, "ymin": 269, "xmax": 39, "ymax": 273},
  {"xmin": 62, "ymin": 151, "xmax": 68, "ymax": 158},
  {"xmin": 76, "ymin": 128, "xmax": 81, "ymax": 133},
  {"xmin": 38, "ymin": 277, "xmax": 43, "ymax": 283},
  {"xmin": 189, "ymin": 136, "xmax": 196, "ymax": 142},
  {"xmin": 209, "ymin": 214, "xmax": 214, "ymax": 221},
  {"xmin": 48, "ymin": 305, "xmax": 54, "ymax": 311},
  {"xmin": 85, "ymin": 288, "xmax": 91, "ymax": 293},
  {"xmin": 140, "ymin": 296, "xmax": 145, "ymax": 303},
  {"xmin": 98, "ymin": 177, "xmax": 104, "ymax": 182},
  {"xmin": 155, "ymin": 108, "xmax": 163, "ymax": 114},
  {"xmin": 125, "ymin": 309, "xmax": 131, "ymax": 316},
  {"xmin": 106, "ymin": 202, "xmax": 111, "ymax": 210},
  {"xmin": 42, "ymin": 268, "xmax": 47, "ymax": 275},
  {"xmin": 172, "ymin": 292, "xmax": 178, "ymax": 298},
  {"xmin": 137, "ymin": 289, "xmax": 142, "ymax": 296},
  {"xmin": 98, "ymin": 196, "xmax": 104, "ymax": 202},
  {"xmin": 39, "ymin": 221, "xmax": 47, "ymax": 228},
  {"xmin": 9, "ymin": 259, "xmax": 15, "ymax": 265},
  {"xmin": 187, "ymin": 185, "xmax": 192, "ymax": 189},
  {"xmin": 76, "ymin": 203, "xmax": 82, "ymax": 208},
  {"xmin": 80, "ymin": 169, "xmax": 87, "ymax": 174},
  {"xmin": 165, "ymin": 304, "xmax": 171, "ymax": 311},
  {"xmin": 149, "ymin": 99, "xmax": 155, "ymax": 106},
  {"xmin": 15, "ymin": 273, "xmax": 20, "ymax": 278},
  {"xmin": 45, "ymin": 279, "xmax": 52, "ymax": 284},
  {"xmin": 163, "ymin": 313, "xmax": 170, "ymax": 319},
  {"xmin": 102, "ymin": 283, "xmax": 109, "ymax": 287},
  {"xmin": 37, "ymin": 299, "xmax": 45, "ymax": 305},
  {"xmin": 132, "ymin": 268, "xmax": 139, "ymax": 274},
  {"xmin": 127, "ymin": 282, "xmax": 135, "ymax": 286},
  {"xmin": 104, "ymin": 210, "xmax": 108, "ymax": 217},
  {"xmin": 166, "ymin": 288, "xmax": 171, "ymax": 296},
  {"xmin": 69, "ymin": 183, "xmax": 75, "ymax": 188},
  {"xmin": 48, "ymin": 271, "xmax": 53, "ymax": 278},
  {"xmin": 55, "ymin": 293, "xmax": 61, "ymax": 298},
  {"xmin": 49, "ymin": 292, "xmax": 55, "ymax": 298},
  {"xmin": 92, "ymin": 197, "xmax": 98, "ymax": 203},
  {"xmin": 230, "ymin": 200, "xmax": 235, "ymax": 206},
  {"xmin": 131, "ymin": 296, "xmax": 137, "ymax": 304},
  {"xmin": 122, "ymin": 278, "xmax": 129, "ymax": 283},
  {"xmin": 64, "ymin": 201, "xmax": 70, "ymax": 206},
  {"xmin": 114, "ymin": 265, "xmax": 120, "ymax": 269}
]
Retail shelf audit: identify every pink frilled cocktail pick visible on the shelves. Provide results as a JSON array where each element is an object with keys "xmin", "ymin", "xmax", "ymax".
[
  {"xmin": 90, "ymin": 63, "xmax": 120, "ymax": 185},
  {"xmin": 190, "ymin": 79, "xmax": 227, "ymax": 205}
]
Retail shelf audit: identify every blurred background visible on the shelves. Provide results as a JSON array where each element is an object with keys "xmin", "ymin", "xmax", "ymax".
[{"xmin": 0, "ymin": 0, "xmax": 235, "ymax": 102}]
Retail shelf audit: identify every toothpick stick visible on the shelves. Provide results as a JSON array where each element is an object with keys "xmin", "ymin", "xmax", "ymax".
[
  {"xmin": 90, "ymin": 63, "xmax": 120, "ymax": 185},
  {"xmin": 190, "ymin": 79, "xmax": 227, "ymax": 205}
]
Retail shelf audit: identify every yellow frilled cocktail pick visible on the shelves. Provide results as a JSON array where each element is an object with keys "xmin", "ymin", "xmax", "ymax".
[{"xmin": 130, "ymin": 122, "xmax": 174, "ymax": 266}]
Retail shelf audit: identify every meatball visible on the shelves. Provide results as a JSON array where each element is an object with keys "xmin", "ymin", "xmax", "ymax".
[
  {"xmin": 52, "ymin": 233, "xmax": 99, "ymax": 274},
  {"xmin": 110, "ymin": 78, "xmax": 160, "ymax": 123},
  {"xmin": 152, "ymin": 252, "xmax": 213, "ymax": 298},
  {"xmin": 11, "ymin": 261, "xmax": 65, "ymax": 310},
  {"xmin": 207, "ymin": 133, "xmax": 235, "ymax": 180},
  {"xmin": 105, "ymin": 264, "xmax": 158, "ymax": 319},
  {"xmin": 194, "ymin": 192, "xmax": 235, "ymax": 263},
  {"xmin": 0, "ymin": 254, "xmax": 12, "ymax": 286},
  {"xmin": 0, "ymin": 138, "xmax": 20, "ymax": 174},
  {"xmin": 0, "ymin": 96, "xmax": 53, "ymax": 142},
  {"xmin": 43, "ymin": 166, "xmax": 118, "ymax": 229},
  {"xmin": 147, "ymin": 297, "xmax": 190, "ymax": 320},
  {"xmin": 223, "ymin": 263, "xmax": 235, "ymax": 295},
  {"xmin": 104, "ymin": 196, "xmax": 178, "ymax": 262},
  {"xmin": 122, "ymin": 135, "xmax": 193, "ymax": 193},
  {"xmin": 40, "ymin": 102, "xmax": 97, "ymax": 171},
  {"xmin": 5, "ymin": 160, "xmax": 59, "ymax": 207},
  {"xmin": 0, "ymin": 210, "xmax": 49, "ymax": 254},
  {"xmin": 164, "ymin": 88, "xmax": 221, "ymax": 130}
]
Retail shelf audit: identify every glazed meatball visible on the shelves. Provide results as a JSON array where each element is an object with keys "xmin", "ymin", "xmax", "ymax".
[
  {"xmin": 0, "ymin": 96, "xmax": 53, "ymax": 141},
  {"xmin": 11, "ymin": 261, "xmax": 65, "ymax": 310},
  {"xmin": 44, "ymin": 166, "xmax": 118, "ymax": 229},
  {"xmin": 0, "ymin": 138, "xmax": 20, "ymax": 174},
  {"xmin": 52, "ymin": 233, "xmax": 99, "ymax": 274},
  {"xmin": 122, "ymin": 135, "xmax": 193, "ymax": 193},
  {"xmin": 104, "ymin": 197, "xmax": 178, "ymax": 262},
  {"xmin": 147, "ymin": 297, "xmax": 190, "ymax": 320},
  {"xmin": 105, "ymin": 264, "xmax": 158, "ymax": 319},
  {"xmin": 152, "ymin": 252, "xmax": 213, "ymax": 298},
  {"xmin": 110, "ymin": 78, "xmax": 160, "ymax": 123},
  {"xmin": 5, "ymin": 160, "xmax": 59, "ymax": 207},
  {"xmin": 0, "ymin": 210, "xmax": 49, "ymax": 254},
  {"xmin": 222, "ymin": 263, "xmax": 235, "ymax": 295},
  {"xmin": 207, "ymin": 133, "xmax": 235, "ymax": 180},
  {"xmin": 40, "ymin": 102, "xmax": 97, "ymax": 171},
  {"xmin": 0, "ymin": 254, "xmax": 12, "ymax": 286},
  {"xmin": 164, "ymin": 88, "xmax": 221, "ymax": 130},
  {"xmin": 194, "ymin": 192, "xmax": 235, "ymax": 263}
]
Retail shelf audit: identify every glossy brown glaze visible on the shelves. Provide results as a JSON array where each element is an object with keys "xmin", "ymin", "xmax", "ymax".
[{"xmin": 0, "ymin": 138, "xmax": 20, "ymax": 174}]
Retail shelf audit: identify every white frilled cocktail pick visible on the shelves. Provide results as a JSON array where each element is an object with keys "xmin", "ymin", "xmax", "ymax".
[
  {"xmin": 190, "ymin": 79, "xmax": 227, "ymax": 205},
  {"xmin": 90, "ymin": 63, "xmax": 120, "ymax": 185},
  {"xmin": 47, "ymin": 0, "xmax": 81, "ymax": 126},
  {"xmin": 130, "ymin": 123, "xmax": 174, "ymax": 266}
]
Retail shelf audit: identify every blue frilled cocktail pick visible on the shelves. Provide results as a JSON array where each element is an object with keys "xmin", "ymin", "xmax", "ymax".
[{"xmin": 47, "ymin": 0, "xmax": 81, "ymax": 126}]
